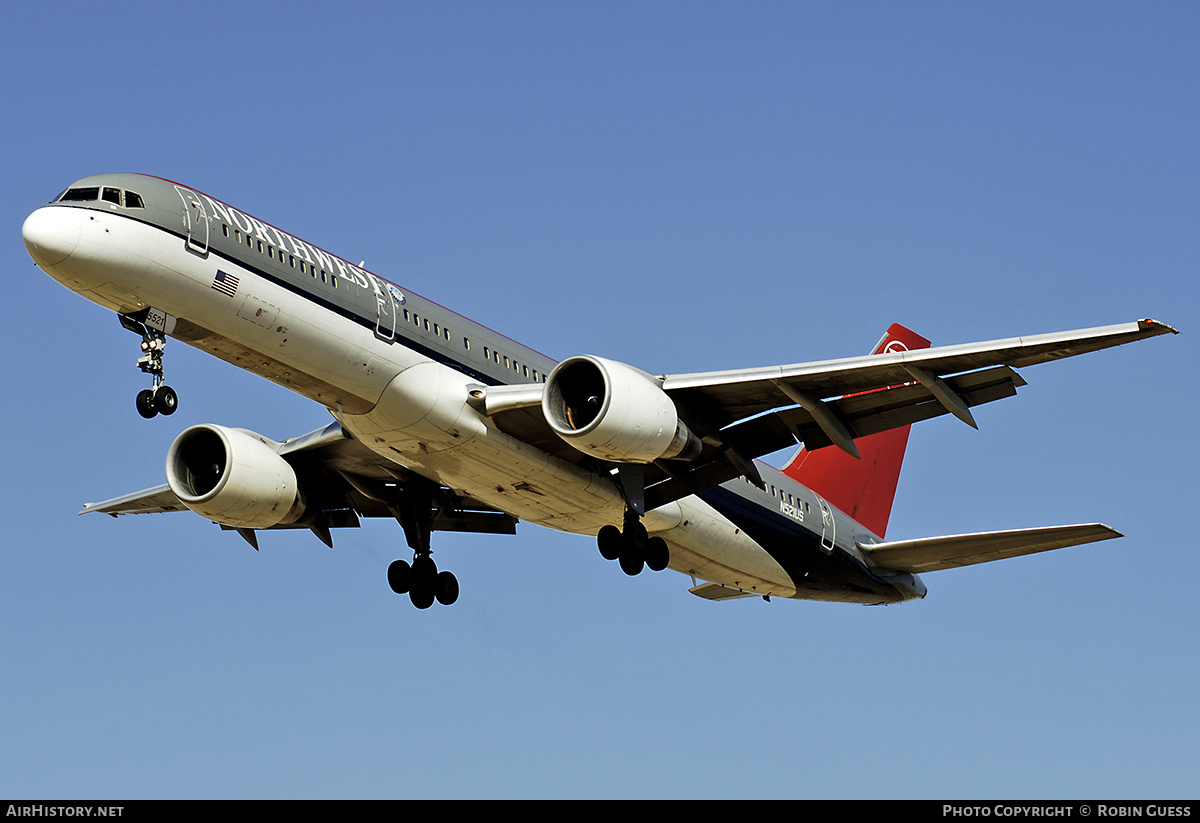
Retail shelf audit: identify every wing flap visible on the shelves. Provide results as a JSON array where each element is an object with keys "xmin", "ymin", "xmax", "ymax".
[
  {"xmin": 642, "ymin": 365, "xmax": 1024, "ymax": 511},
  {"xmin": 689, "ymin": 582, "xmax": 761, "ymax": 601},
  {"xmin": 860, "ymin": 523, "xmax": 1122, "ymax": 573}
]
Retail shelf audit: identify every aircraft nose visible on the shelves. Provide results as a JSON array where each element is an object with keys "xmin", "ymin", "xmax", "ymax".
[{"xmin": 23, "ymin": 206, "xmax": 81, "ymax": 268}]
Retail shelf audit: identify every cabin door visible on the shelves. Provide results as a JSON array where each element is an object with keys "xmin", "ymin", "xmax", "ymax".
[
  {"xmin": 174, "ymin": 186, "xmax": 209, "ymax": 255},
  {"xmin": 815, "ymin": 495, "xmax": 836, "ymax": 554},
  {"xmin": 371, "ymin": 274, "xmax": 397, "ymax": 342}
]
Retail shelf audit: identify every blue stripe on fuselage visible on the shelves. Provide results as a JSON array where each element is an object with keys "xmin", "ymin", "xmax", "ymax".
[
  {"xmin": 69, "ymin": 202, "xmax": 516, "ymax": 388},
  {"xmin": 697, "ymin": 484, "xmax": 907, "ymax": 603}
]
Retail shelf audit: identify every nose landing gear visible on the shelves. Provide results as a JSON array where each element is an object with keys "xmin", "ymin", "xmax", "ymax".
[{"xmin": 120, "ymin": 312, "xmax": 178, "ymax": 418}]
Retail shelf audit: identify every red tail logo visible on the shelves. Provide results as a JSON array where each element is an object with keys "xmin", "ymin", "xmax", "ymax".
[{"xmin": 780, "ymin": 324, "xmax": 931, "ymax": 538}]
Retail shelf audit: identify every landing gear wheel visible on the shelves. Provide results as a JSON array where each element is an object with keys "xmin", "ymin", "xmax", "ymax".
[
  {"xmin": 618, "ymin": 544, "xmax": 644, "ymax": 576},
  {"xmin": 645, "ymin": 536, "xmax": 670, "ymax": 572},
  {"xmin": 136, "ymin": 389, "xmax": 158, "ymax": 419},
  {"xmin": 387, "ymin": 559, "xmax": 412, "ymax": 594},
  {"xmin": 153, "ymin": 385, "xmax": 178, "ymax": 415},
  {"xmin": 598, "ymin": 511, "xmax": 669, "ymax": 577},
  {"xmin": 407, "ymin": 554, "xmax": 438, "ymax": 609},
  {"xmin": 597, "ymin": 525, "xmax": 623, "ymax": 561},
  {"xmin": 409, "ymin": 586, "xmax": 435, "ymax": 609},
  {"xmin": 435, "ymin": 571, "xmax": 459, "ymax": 606}
]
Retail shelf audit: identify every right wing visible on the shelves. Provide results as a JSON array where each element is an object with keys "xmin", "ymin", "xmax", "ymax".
[
  {"xmin": 660, "ymin": 319, "xmax": 1177, "ymax": 427},
  {"xmin": 480, "ymin": 319, "xmax": 1177, "ymax": 512}
]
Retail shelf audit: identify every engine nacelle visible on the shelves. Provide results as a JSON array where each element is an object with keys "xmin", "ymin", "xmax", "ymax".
[
  {"xmin": 166, "ymin": 424, "xmax": 305, "ymax": 529},
  {"xmin": 543, "ymin": 355, "xmax": 701, "ymax": 463}
]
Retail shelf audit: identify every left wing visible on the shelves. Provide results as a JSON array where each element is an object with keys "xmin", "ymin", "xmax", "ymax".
[{"xmin": 81, "ymin": 422, "xmax": 518, "ymax": 548}]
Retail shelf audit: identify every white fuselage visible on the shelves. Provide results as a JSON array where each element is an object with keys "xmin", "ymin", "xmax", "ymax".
[{"xmin": 24, "ymin": 190, "xmax": 815, "ymax": 599}]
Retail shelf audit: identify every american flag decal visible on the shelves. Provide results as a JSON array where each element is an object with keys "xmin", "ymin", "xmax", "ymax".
[{"xmin": 211, "ymin": 270, "xmax": 240, "ymax": 297}]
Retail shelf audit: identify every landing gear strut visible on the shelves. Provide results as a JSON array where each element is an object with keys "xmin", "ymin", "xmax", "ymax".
[
  {"xmin": 597, "ymin": 507, "xmax": 669, "ymax": 576},
  {"xmin": 121, "ymin": 314, "xmax": 178, "ymax": 418}
]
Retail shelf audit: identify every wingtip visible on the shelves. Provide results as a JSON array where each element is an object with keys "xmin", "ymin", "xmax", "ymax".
[{"xmin": 1139, "ymin": 318, "xmax": 1179, "ymax": 335}]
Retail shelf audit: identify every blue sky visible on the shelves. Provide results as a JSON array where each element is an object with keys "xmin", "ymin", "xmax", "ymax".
[{"xmin": 2, "ymin": 2, "xmax": 1196, "ymax": 799}]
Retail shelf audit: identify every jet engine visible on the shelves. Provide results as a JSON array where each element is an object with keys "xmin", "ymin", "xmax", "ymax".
[
  {"xmin": 542, "ymin": 356, "xmax": 701, "ymax": 463},
  {"xmin": 166, "ymin": 424, "xmax": 305, "ymax": 528}
]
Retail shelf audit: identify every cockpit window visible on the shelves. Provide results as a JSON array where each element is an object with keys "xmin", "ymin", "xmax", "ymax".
[
  {"xmin": 60, "ymin": 187, "xmax": 100, "ymax": 202},
  {"xmin": 57, "ymin": 186, "xmax": 145, "ymax": 208}
]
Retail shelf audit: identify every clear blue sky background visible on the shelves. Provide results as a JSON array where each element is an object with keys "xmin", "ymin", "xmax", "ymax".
[{"xmin": 2, "ymin": 2, "xmax": 1196, "ymax": 799}]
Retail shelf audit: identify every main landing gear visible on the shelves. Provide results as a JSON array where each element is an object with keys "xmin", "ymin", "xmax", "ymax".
[
  {"xmin": 387, "ymin": 554, "xmax": 459, "ymax": 609},
  {"xmin": 121, "ymin": 314, "xmax": 178, "ymax": 419},
  {"xmin": 597, "ymin": 508, "xmax": 670, "ymax": 576},
  {"xmin": 385, "ymin": 479, "xmax": 460, "ymax": 609}
]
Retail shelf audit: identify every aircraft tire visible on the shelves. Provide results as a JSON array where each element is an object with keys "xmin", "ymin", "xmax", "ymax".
[
  {"xmin": 645, "ymin": 537, "xmax": 669, "ymax": 572},
  {"xmin": 154, "ymin": 385, "xmax": 178, "ymax": 415},
  {"xmin": 136, "ymin": 389, "xmax": 157, "ymax": 419},
  {"xmin": 388, "ymin": 559, "xmax": 411, "ymax": 594},
  {"xmin": 408, "ymin": 555, "xmax": 438, "ymax": 608},
  {"xmin": 435, "ymin": 571, "xmax": 459, "ymax": 606},
  {"xmin": 618, "ymin": 545, "xmax": 644, "ymax": 576},
  {"xmin": 597, "ymin": 525, "xmax": 623, "ymax": 560}
]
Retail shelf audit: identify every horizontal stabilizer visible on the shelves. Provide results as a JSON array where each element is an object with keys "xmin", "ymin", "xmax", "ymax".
[{"xmin": 860, "ymin": 523, "xmax": 1121, "ymax": 573}]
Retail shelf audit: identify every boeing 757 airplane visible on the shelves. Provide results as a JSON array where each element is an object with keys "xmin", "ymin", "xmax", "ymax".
[{"xmin": 22, "ymin": 173, "xmax": 1177, "ymax": 608}]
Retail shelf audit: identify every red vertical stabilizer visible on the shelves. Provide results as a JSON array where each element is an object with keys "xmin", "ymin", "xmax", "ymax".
[{"xmin": 780, "ymin": 324, "xmax": 931, "ymax": 539}]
